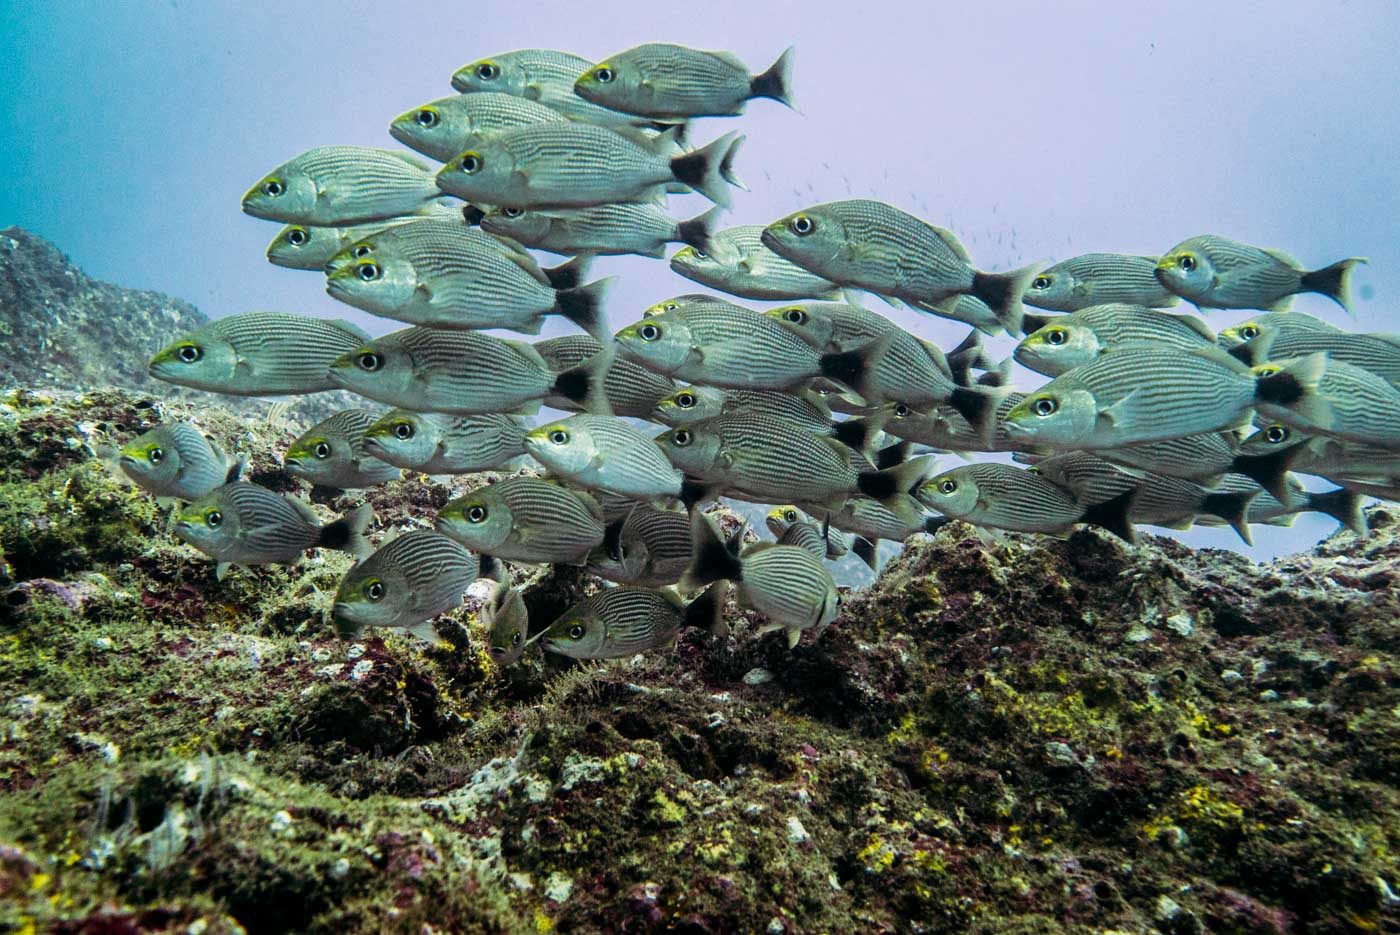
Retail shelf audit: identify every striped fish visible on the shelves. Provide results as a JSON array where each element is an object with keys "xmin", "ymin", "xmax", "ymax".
[
  {"xmin": 241, "ymin": 146, "xmax": 445, "ymax": 225},
  {"xmin": 326, "ymin": 326, "xmax": 611, "ymax": 416},
  {"xmin": 1015, "ymin": 305, "xmax": 1215, "ymax": 376},
  {"xmin": 436, "ymin": 477, "xmax": 605, "ymax": 564},
  {"xmin": 917, "ymin": 462, "xmax": 1136, "ymax": 541},
  {"xmin": 1241, "ymin": 423, "xmax": 1399, "ymax": 487},
  {"xmin": 149, "ymin": 312, "xmax": 369, "ymax": 396},
  {"xmin": 1230, "ymin": 327, "xmax": 1400, "ymax": 386},
  {"xmin": 1216, "ymin": 311, "xmax": 1340, "ymax": 348},
  {"xmin": 284, "ymin": 409, "xmax": 402, "ymax": 489},
  {"xmin": 541, "ymin": 586, "xmax": 707, "ymax": 660},
  {"xmin": 119, "ymin": 422, "xmax": 240, "ymax": 502},
  {"xmin": 575, "ymin": 44, "xmax": 795, "ymax": 118},
  {"xmin": 363, "ymin": 410, "xmax": 529, "ymax": 474},
  {"xmin": 1254, "ymin": 357, "xmax": 1400, "ymax": 450},
  {"xmin": 322, "ymin": 215, "xmax": 534, "ymax": 276},
  {"xmin": 1157, "ymin": 235, "xmax": 1365, "ymax": 314},
  {"xmin": 1024, "ymin": 254, "xmax": 1180, "ymax": 311},
  {"xmin": 587, "ymin": 487, "xmax": 652, "ymax": 524},
  {"xmin": 652, "ymin": 385, "xmax": 833, "ymax": 434},
  {"xmin": 682, "ymin": 512, "xmax": 838, "ymax": 649},
  {"xmin": 766, "ymin": 506, "xmax": 852, "ymax": 561},
  {"xmin": 670, "ymin": 224, "xmax": 845, "ymax": 301},
  {"xmin": 451, "ymin": 49, "xmax": 662, "ymax": 129},
  {"xmin": 435, "ymin": 123, "xmax": 744, "ymax": 209},
  {"xmin": 803, "ymin": 496, "xmax": 941, "ymax": 558},
  {"xmin": 524, "ymin": 416, "xmax": 683, "ymax": 499},
  {"xmin": 584, "ymin": 504, "xmax": 693, "ymax": 587},
  {"xmin": 481, "ymin": 203, "xmax": 718, "ymax": 258},
  {"xmin": 762, "ymin": 200, "xmax": 1041, "ymax": 335},
  {"xmin": 534, "ymin": 334, "xmax": 676, "ymax": 418},
  {"xmin": 483, "ymin": 570, "xmax": 531, "ymax": 666},
  {"xmin": 174, "ymin": 483, "xmax": 371, "ymax": 579},
  {"xmin": 1204, "ymin": 473, "xmax": 1367, "ymax": 536},
  {"xmin": 265, "ymin": 205, "xmax": 461, "ymax": 271},
  {"xmin": 389, "ymin": 92, "xmax": 568, "ymax": 162},
  {"xmin": 333, "ymin": 530, "xmax": 478, "ymax": 641},
  {"xmin": 884, "ymin": 393, "xmax": 1029, "ymax": 454}
]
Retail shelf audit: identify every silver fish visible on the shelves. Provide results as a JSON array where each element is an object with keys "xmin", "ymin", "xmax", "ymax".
[
  {"xmin": 584, "ymin": 503, "xmax": 693, "ymax": 587},
  {"xmin": 1241, "ymin": 422, "xmax": 1400, "ymax": 487},
  {"xmin": 1228, "ymin": 326, "xmax": 1400, "ymax": 386},
  {"xmin": 1215, "ymin": 311, "xmax": 1340, "ymax": 348},
  {"xmin": 525, "ymin": 415, "xmax": 684, "ymax": 499},
  {"xmin": 1015, "ymin": 305, "xmax": 1215, "ymax": 377},
  {"xmin": 1025, "ymin": 254, "xmax": 1180, "ymax": 311},
  {"xmin": 651, "ymin": 385, "xmax": 832, "ymax": 433},
  {"xmin": 334, "ymin": 530, "xmax": 478, "ymax": 641},
  {"xmin": 916, "ymin": 462, "xmax": 1135, "ymax": 541},
  {"xmin": 149, "ymin": 313, "xmax": 369, "ymax": 397},
  {"xmin": 883, "ymin": 393, "xmax": 1029, "ymax": 454},
  {"xmin": 541, "ymin": 585, "xmax": 722, "ymax": 660},
  {"xmin": 389, "ymin": 92, "xmax": 568, "ymax": 162},
  {"xmin": 363, "ymin": 411, "xmax": 529, "ymax": 474},
  {"xmin": 534, "ymin": 334, "xmax": 676, "ymax": 418},
  {"xmin": 1094, "ymin": 430, "xmax": 1294, "ymax": 500},
  {"xmin": 481, "ymin": 203, "xmax": 718, "ymax": 258},
  {"xmin": 451, "ymin": 49, "xmax": 662, "ymax": 129},
  {"xmin": 1156, "ymin": 235, "xmax": 1364, "ymax": 314},
  {"xmin": 174, "ymin": 484, "xmax": 371, "ymax": 579},
  {"xmin": 575, "ymin": 44, "xmax": 795, "ymax": 118},
  {"xmin": 802, "ymin": 496, "xmax": 940, "ymax": 555},
  {"xmin": 669, "ymin": 224, "xmax": 845, "ymax": 301},
  {"xmin": 119, "ymin": 422, "xmax": 241, "ymax": 501},
  {"xmin": 437, "ymin": 477, "xmax": 605, "ymax": 565},
  {"xmin": 266, "ymin": 207, "xmax": 460, "ymax": 271},
  {"xmin": 241, "ymin": 146, "xmax": 445, "ymax": 225},
  {"xmin": 321, "ymin": 214, "xmax": 532, "ymax": 277},
  {"xmin": 1252, "ymin": 356, "xmax": 1400, "ymax": 450},
  {"xmin": 284, "ymin": 409, "xmax": 402, "ymax": 489},
  {"xmin": 765, "ymin": 505, "xmax": 851, "ymax": 561},
  {"xmin": 483, "ymin": 570, "xmax": 531, "ymax": 666}
]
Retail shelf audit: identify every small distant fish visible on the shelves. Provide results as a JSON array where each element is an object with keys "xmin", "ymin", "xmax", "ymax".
[
  {"xmin": 541, "ymin": 585, "xmax": 723, "ymax": 660},
  {"xmin": 283, "ymin": 409, "xmax": 402, "ymax": 489},
  {"xmin": 766, "ymin": 505, "xmax": 852, "ymax": 561},
  {"xmin": 534, "ymin": 334, "xmax": 676, "ymax": 418},
  {"xmin": 483, "ymin": 569, "xmax": 531, "ymax": 666},
  {"xmin": 333, "ymin": 530, "xmax": 478, "ymax": 641},
  {"xmin": 761, "ymin": 200, "xmax": 1040, "ymax": 335},
  {"xmin": 1014, "ymin": 305, "xmax": 1215, "ymax": 377},
  {"xmin": 389, "ymin": 92, "xmax": 568, "ymax": 162},
  {"xmin": 481, "ymin": 203, "xmax": 719, "ymax": 259},
  {"xmin": 265, "ymin": 208, "xmax": 458, "ymax": 271},
  {"xmin": 1252, "ymin": 356, "xmax": 1400, "ymax": 450},
  {"xmin": 917, "ymin": 462, "xmax": 1136, "ymax": 541},
  {"xmin": 1156, "ymin": 235, "xmax": 1365, "ymax": 314},
  {"xmin": 575, "ymin": 44, "xmax": 795, "ymax": 118},
  {"xmin": 437, "ymin": 477, "xmax": 605, "ymax": 564},
  {"xmin": 524, "ymin": 415, "xmax": 683, "ymax": 499},
  {"xmin": 241, "ymin": 146, "xmax": 445, "ymax": 225},
  {"xmin": 584, "ymin": 503, "xmax": 693, "ymax": 587},
  {"xmin": 119, "ymin": 422, "xmax": 241, "ymax": 501},
  {"xmin": 150, "ymin": 313, "xmax": 369, "ymax": 396},
  {"xmin": 1024, "ymin": 254, "xmax": 1180, "ymax": 311},
  {"xmin": 1214, "ymin": 311, "xmax": 1340, "ymax": 348},
  {"xmin": 669, "ymin": 225, "xmax": 846, "ymax": 301},
  {"xmin": 174, "ymin": 484, "xmax": 371, "ymax": 579},
  {"xmin": 682, "ymin": 512, "xmax": 838, "ymax": 649},
  {"xmin": 451, "ymin": 49, "xmax": 663, "ymax": 129},
  {"xmin": 363, "ymin": 410, "xmax": 529, "ymax": 474},
  {"xmin": 435, "ymin": 124, "xmax": 744, "ymax": 209},
  {"xmin": 327, "ymin": 327, "xmax": 611, "ymax": 416}
]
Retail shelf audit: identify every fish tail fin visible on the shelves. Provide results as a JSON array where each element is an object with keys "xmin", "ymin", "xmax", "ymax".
[
  {"xmin": 968, "ymin": 262, "xmax": 1041, "ymax": 336},
  {"xmin": 683, "ymin": 581, "xmax": 731, "ymax": 637},
  {"xmin": 680, "ymin": 512, "xmax": 743, "ymax": 591},
  {"xmin": 947, "ymin": 385, "xmax": 1004, "ymax": 446},
  {"xmin": 676, "ymin": 204, "xmax": 723, "ymax": 253},
  {"xmin": 1019, "ymin": 312, "xmax": 1055, "ymax": 337},
  {"xmin": 1309, "ymin": 487, "xmax": 1368, "ymax": 537},
  {"xmin": 975, "ymin": 357, "xmax": 1015, "ymax": 389},
  {"xmin": 856, "ymin": 455, "xmax": 934, "ymax": 505},
  {"xmin": 670, "ymin": 131, "xmax": 745, "ymax": 207},
  {"xmin": 1079, "ymin": 488, "xmax": 1139, "ymax": 545},
  {"xmin": 1254, "ymin": 351, "xmax": 1331, "ymax": 428},
  {"xmin": 679, "ymin": 478, "xmax": 716, "ymax": 511},
  {"xmin": 461, "ymin": 204, "xmax": 486, "ymax": 226},
  {"xmin": 750, "ymin": 46, "xmax": 797, "ymax": 110},
  {"xmin": 552, "ymin": 276, "xmax": 613, "ymax": 341},
  {"xmin": 875, "ymin": 439, "xmax": 912, "ymax": 470},
  {"xmin": 552, "ymin": 344, "xmax": 614, "ymax": 415},
  {"xmin": 1300, "ymin": 257, "xmax": 1366, "ymax": 317},
  {"xmin": 830, "ymin": 411, "xmax": 889, "ymax": 462},
  {"xmin": 923, "ymin": 515, "xmax": 951, "ymax": 536},
  {"xmin": 224, "ymin": 455, "xmax": 247, "ymax": 485},
  {"xmin": 819, "ymin": 332, "xmax": 894, "ymax": 400},
  {"xmin": 1229, "ymin": 447, "xmax": 1300, "ymax": 503},
  {"xmin": 852, "ymin": 536, "xmax": 879, "ymax": 571},
  {"xmin": 1201, "ymin": 490, "xmax": 1259, "ymax": 546},
  {"xmin": 319, "ymin": 503, "xmax": 374, "ymax": 559},
  {"xmin": 478, "ymin": 553, "xmax": 503, "ymax": 583},
  {"xmin": 946, "ymin": 328, "xmax": 996, "ymax": 378},
  {"xmin": 542, "ymin": 255, "xmax": 591, "ymax": 291},
  {"xmin": 1225, "ymin": 329, "xmax": 1277, "ymax": 367}
]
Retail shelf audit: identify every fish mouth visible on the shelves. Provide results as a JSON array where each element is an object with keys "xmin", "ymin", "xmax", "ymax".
[
  {"xmin": 284, "ymin": 457, "xmax": 303, "ymax": 468},
  {"xmin": 1002, "ymin": 422, "xmax": 1032, "ymax": 437},
  {"xmin": 119, "ymin": 454, "xmax": 138, "ymax": 468},
  {"xmin": 331, "ymin": 601, "xmax": 360, "ymax": 622}
]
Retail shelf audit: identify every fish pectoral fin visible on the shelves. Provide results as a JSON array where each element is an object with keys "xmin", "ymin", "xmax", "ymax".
[
  {"xmin": 406, "ymin": 620, "xmax": 443, "ymax": 644},
  {"xmin": 1099, "ymin": 389, "xmax": 1144, "ymax": 429},
  {"xmin": 523, "ymin": 83, "xmax": 544, "ymax": 102},
  {"xmin": 786, "ymin": 627, "xmax": 802, "ymax": 649},
  {"xmin": 215, "ymin": 561, "xmax": 232, "ymax": 581}
]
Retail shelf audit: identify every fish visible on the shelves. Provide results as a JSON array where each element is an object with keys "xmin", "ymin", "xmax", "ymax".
[
  {"xmin": 1214, "ymin": 311, "xmax": 1340, "ymax": 348},
  {"xmin": 483, "ymin": 569, "xmax": 531, "ymax": 666},
  {"xmin": 575, "ymin": 44, "xmax": 795, "ymax": 118},
  {"xmin": 669, "ymin": 224, "xmax": 847, "ymax": 301},
  {"xmin": 283, "ymin": 409, "xmax": 402, "ymax": 489},
  {"xmin": 435, "ymin": 123, "xmax": 744, "ymax": 209},
  {"xmin": 241, "ymin": 146, "xmax": 446, "ymax": 225},
  {"xmin": 1250, "ymin": 356, "xmax": 1400, "ymax": 450},
  {"xmin": 1227, "ymin": 325, "xmax": 1400, "ymax": 386},
  {"xmin": 119, "ymin": 422, "xmax": 242, "ymax": 501},
  {"xmin": 333, "ymin": 530, "xmax": 478, "ymax": 641},
  {"xmin": 540, "ymin": 584, "xmax": 724, "ymax": 660},
  {"xmin": 802, "ymin": 496, "xmax": 941, "ymax": 562},
  {"xmin": 1207, "ymin": 473, "xmax": 1367, "ymax": 536},
  {"xmin": 682, "ymin": 512, "xmax": 838, "ymax": 649},
  {"xmin": 1024, "ymin": 254, "xmax": 1180, "ymax": 311},
  {"xmin": 883, "ymin": 393, "xmax": 1029, "ymax": 454},
  {"xmin": 480, "ymin": 203, "xmax": 719, "ymax": 258},
  {"xmin": 534, "ymin": 334, "xmax": 676, "ymax": 418},
  {"xmin": 451, "ymin": 49, "xmax": 665, "ymax": 128},
  {"xmin": 584, "ymin": 503, "xmax": 693, "ymax": 587},
  {"xmin": 525, "ymin": 415, "xmax": 685, "ymax": 499},
  {"xmin": 1093, "ymin": 431, "xmax": 1295, "ymax": 501},
  {"xmin": 265, "ymin": 207, "xmax": 460, "ymax": 271},
  {"xmin": 326, "ymin": 327, "xmax": 612, "ymax": 416},
  {"xmin": 1002, "ymin": 345, "xmax": 1328, "ymax": 449},
  {"xmin": 362, "ymin": 410, "xmax": 529, "ymax": 474},
  {"xmin": 936, "ymin": 294, "xmax": 1012, "ymax": 337},
  {"xmin": 149, "ymin": 313, "xmax": 369, "ymax": 397},
  {"xmin": 1155, "ymin": 235, "xmax": 1365, "ymax": 314},
  {"xmin": 389, "ymin": 92, "xmax": 569, "ymax": 162},
  {"xmin": 761, "ymin": 200, "xmax": 1040, "ymax": 335},
  {"xmin": 1014, "ymin": 305, "xmax": 1215, "ymax": 376},
  {"xmin": 1240, "ymin": 423, "xmax": 1400, "ymax": 488},
  {"xmin": 174, "ymin": 483, "xmax": 372, "ymax": 579},
  {"xmin": 916, "ymin": 462, "xmax": 1137, "ymax": 541},
  {"xmin": 436, "ymin": 477, "xmax": 605, "ymax": 564},
  {"xmin": 324, "ymin": 224, "xmax": 611, "ymax": 339},
  {"xmin": 321, "ymin": 213, "xmax": 534, "ymax": 277},
  {"xmin": 651, "ymin": 385, "xmax": 833, "ymax": 434},
  {"xmin": 765, "ymin": 505, "xmax": 853, "ymax": 561}
]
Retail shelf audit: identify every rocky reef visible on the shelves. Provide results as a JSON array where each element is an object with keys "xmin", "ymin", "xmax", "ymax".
[{"xmin": 1, "ymin": 384, "xmax": 1396, "ymax": 934}]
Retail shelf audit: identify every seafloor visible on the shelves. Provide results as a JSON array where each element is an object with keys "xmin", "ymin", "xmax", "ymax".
[{"xmin": 1, "ymin": 231, "xmax": 1397, "ymax": 933}]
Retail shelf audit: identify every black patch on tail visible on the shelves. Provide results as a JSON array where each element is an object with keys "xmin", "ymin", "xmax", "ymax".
[
  {"xmin": 552, "ymin": 367, "xmax": 591, "ymax": 405},
  {"xmin": 1309, "ymin": 487, "xmax": 1366, "ymax": 536},
  {"xmin": 1299, "ymin": 259, "xmax": 1352, "ymax": 304},
  {"xmin": 224, "ymin": 458, "xmax": 245, "ymax": 485},
  {"xmin": 1230, "ymin": 447, "xmax": 1300, "ymax": 503},
  {"xmin": 679, "ymin": 479, "xmax": 713, "ymax": 511},
  {"xmin": 852, "ymin": 536, "xmax": 878, "ymax": 570},
  {"xmin": 1202, "ymin": 491, "xmax": 1257, "ymax": 545},
  {"xmin": 1020, "ymin": 313, "xmax": 1054, "ymax": 336},
  {"xmin": 676, "ymin": 214, "xmax": 715, "ymax": 253},
  {"xmin": 690, "ymin": 529, "xmax": 743, "ymax": 585},
  {"xmin": 462, "ymin": 205, "xmax": 486, "ymax": 226},
  {"xmin": 1226, "ymin": 342, "xmax": 1259, "ymax": 366},
  {"xmin": 819, "ymin": 348, "xmax": 868, "ymax": 394},
  {"xmin": 478, "ymin": 553, "xmax": 501, "ymax": 582},
  {"xmin": 1079, "ymin": 488, "xmax": 1139, "ymax": 544},
  {"xmin": 947, "ymin": 386, "xmax": 994, "ymax": 430},
  {"xmin": 971, "ymin": 271, "xmax": 1016, "ymax": 317},
  {"xmin": 683, "ymin": 582, "xmax": 730, "ymax": 637},
  {"xmin": 1255, "ymin": 370, "xmax": 1304, "ymax": 407},
  {"xmin": 542, "ymin": 258, "xmax": 587, "ymax": 291},
  {"xmin": 554, "ymin": 285, "xmax": 604, "ymax": 335},
  {"xmin": 670, "ymin": 149, "xmax": 712, "ymax": 191},
  {"xmin": 876, "ymin": 440, "xmax": 911, "ymax": 470},
  {"xmin": 923, "ymin": 516, "xmax": 950, "ymax": 535},
  {"xmin": 317, "ymin": 516, "xmax": 357, "ymax": 551},
  {"xmin": 601, "ymin": 519, "xmax": 626, "ymax": 561},
  {"xmin": 831, "ymin": 417, "xmax": 879, "ymax": 453}
]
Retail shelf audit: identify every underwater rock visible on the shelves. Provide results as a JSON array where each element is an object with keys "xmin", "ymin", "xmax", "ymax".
[{"xmin": 0, "ymin": 385, "xmax": 1396, "ymax": 933}]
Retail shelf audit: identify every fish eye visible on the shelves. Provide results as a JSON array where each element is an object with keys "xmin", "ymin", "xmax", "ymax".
[
  {"xmin": 366, "ymin": 579, "xmax": 385, "ymax": 601},
  {"xmin": 594, "ymin": 66, "xmax": 615, "ymax": 83},
  {"xmin": 639, "ymin": 323, "xmax": 661, "ymax": 341},
  {"xmin": 789, "ymin": 214, "xmax": 815, "ymax": 236},
  {"xmin": 511, "ymin": 632, "xmax": 521, "ymax": 645},
  {"xmin": 675, "ymin": 392, "xmax": 696, "ymax": 408},
  {"xmin": 177, "ymin": 344, "xmax": 203, "ymax": 363},
  {"xmin": 673, "ymin": 429, "xmax": 692, "ymax": 447},
  {"xmin": 352, "ymin": 244, "xmax": 372, "ymax": 259},
  {"xmin": 313, "ymin": 441, "xmax": 331, "ymax": 459},
  {"xmin": 503, "ymin": 207, "xmax": 525, "ymax": 218},
  {"xmin": 262, "ymin": 178, "xmax": 284, "ymax": 197},
  {"xmin": 1032, "ymin": 397, "xmax": 1058, "ymax": 417},
  {"xmin": 357, "ymin": 261, "xmax": 382, "ymax": 282},
  {"xmin": 205, "ymin": 509, "xmax": 223, "ymax": 528},
  {"xmin": 662, "ymin": 302, "xmax": 679, "ymax": 311},
  {"xmin": 1241, "ymin": 324, "xmax": 1260, "ymax": 339},
  {"xmin": 148, "ymin": 447, "xmax": 164, "ymax": 464},
  {"xmin": 393, "ymin": 421, "xmax": 414, "ymax": 440},
  {"xmin": 549, "ymin": 429, "xmax": 569, "ymax": 445},
  {"xmin": 567, "ymin": 623, "xmax": 585, "ymax": 640},
  {"xmin": 692, "ymin": 248, "xmax": 707, "ymax": 259},
  {"xmin": 1045, "ymin": 328, "xmax": 1068, "ymax": 346},
  {"xmin": 785, "ymin": 510, "xmax": 797, "ymax": 522},
  {"xmin": 1264, "ymin": 425, "xmax": 1290, "ymax": 443},
  {"xmin": 459, "ymin": 153, "xmax": 483, "ymax": 174},
  {"xmin": 1032, "ymin": 275, "xmax": 1052, "ymax": 290},
  {"xmin": 939, "ymin": 479, "xmax": 957, "ymax": 495},
  {"xmin": 1178, "ymin": 254, "xmax": 1197, "ymax": 272},
  {"xmin": 357, "ymin": 352, "xmax": 382, "ymax": 372},
  {"xmin": 415, "ymin": 108, "xmax": 439, "ymax": 128},
  {"xmin": 286, "ymin": 228, "xmax": 308, "ymax": 246},
  {"xmin": 782, "ymin": 308, "xmax": 807, "ymax": 324},
  {"xmin": 475, "ymin": 62, "xmax": 499, "ymax": 80},
  {"xmin": 467, "ymin": 504, "xmax": 488, "ymax": 523},
  {"xmin": 893, "ymin": 403, "xmax": 910, "ymax": 418}
]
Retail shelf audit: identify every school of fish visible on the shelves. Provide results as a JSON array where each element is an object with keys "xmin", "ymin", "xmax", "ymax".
[{"xmin": 131, "ymin": 42, "xmax": 1392, "ymax": 663}]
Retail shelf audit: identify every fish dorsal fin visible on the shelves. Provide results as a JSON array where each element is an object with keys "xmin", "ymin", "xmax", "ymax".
[
  {"xmin": 708, "ymin": 49, "xmax": 748, "ymax": 71},
  {"xmin": 575, "ymin": 489, "xmax": 605, "ymax": 522},
  {"xmin": 929, "ymin": 225, "xmax": 972, "ymax": 263},
  {"xmin": 1260, "ymin": 247, "xmax": 1301, "ymax": 269},
  {"xmin": 1174, "ymin": 314, "xmax": 1215, "ymax": 341},
  {"xmin": 330, "ymin": 319, "xmax": 372, "ymax": 341},
  {"xmin": 387, "ymin": 150, "xmax": 432, "ymax": 171},
  {"xmin": 287, "ymin": 496, "xmax": 322, "ymax": 526}
]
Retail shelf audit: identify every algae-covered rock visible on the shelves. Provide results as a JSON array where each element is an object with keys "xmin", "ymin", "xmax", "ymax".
[{"xmin": 0, "ymin": 385, "xmax": 1396, "ymax": 934}]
